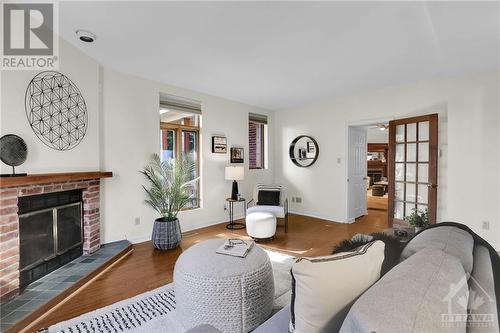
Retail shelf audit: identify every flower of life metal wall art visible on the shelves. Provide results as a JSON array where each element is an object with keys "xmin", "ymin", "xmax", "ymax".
[{"xmin": 25, "ymin": 71, "xmax": 88, "ymax": 151}]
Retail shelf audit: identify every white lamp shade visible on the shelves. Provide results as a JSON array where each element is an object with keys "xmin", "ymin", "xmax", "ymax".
[{"xmin": 225, "ymin": 166, "xmax": 244, "ymax": 181}]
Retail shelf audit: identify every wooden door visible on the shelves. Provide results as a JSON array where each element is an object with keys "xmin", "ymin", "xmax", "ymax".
[
  {"xmin": 348, "ymin": 126, "xmax": 368, "ymax": 220},
  {"xmin": 388, "ymin": 114, "xmax": 438, "ymax": 227}
]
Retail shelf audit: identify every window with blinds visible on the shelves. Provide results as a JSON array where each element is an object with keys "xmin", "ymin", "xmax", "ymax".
[
  {"xmin": 159, "ymin": 94, "xmax": 201, "ymax": 209},
  {"xmin": 249, "ymin": 113, "xmax": 268, "ymax": 170}
]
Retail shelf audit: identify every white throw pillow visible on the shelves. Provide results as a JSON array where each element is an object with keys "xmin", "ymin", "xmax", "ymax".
[{"xmin": 289, "ymin": 240, "xmax": 385, "ymax": 333}]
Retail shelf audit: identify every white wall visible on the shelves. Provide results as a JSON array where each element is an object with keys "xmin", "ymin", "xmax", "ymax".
[
  {"xmin": 0, "ymin": 39, "xmax": 101, "ymax": 174},
  {"xmin": 100, "ymin": 68, "xmax": 274, "ymax": 243},
  {"xmin": 275, "ymin": 72, "xmax": 500, "ymax": 249},
  {"xmin": 366, "ymin": 127, "xmax": 388, "ymax": 143},
  {"xmin": 1, "ymin": 38, "xmax": 275, "ymax": 244}
]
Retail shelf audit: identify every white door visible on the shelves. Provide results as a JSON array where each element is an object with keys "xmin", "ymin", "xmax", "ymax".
[{"xmin": 348, "ymin": 126, "xmax": 368, "ymax": 221}]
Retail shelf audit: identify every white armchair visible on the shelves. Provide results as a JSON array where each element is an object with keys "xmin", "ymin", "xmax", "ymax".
[{"xmin": 246, "ymin": 184, "xmax": 289, "ymax": 232}]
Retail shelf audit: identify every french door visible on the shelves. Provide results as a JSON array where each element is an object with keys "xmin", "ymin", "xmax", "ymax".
[{"xmin": 388, "ymin": 114, "xmax": 438, "ymax": 227}]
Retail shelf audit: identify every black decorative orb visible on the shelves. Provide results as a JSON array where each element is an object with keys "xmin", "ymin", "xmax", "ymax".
[
  {"xmin": 0, "ymin": 134, "xmax": 28, "ymax": 167},
  {"xmin": 25, "ymin": 71, "xmax": 88, "ymax": 151}
]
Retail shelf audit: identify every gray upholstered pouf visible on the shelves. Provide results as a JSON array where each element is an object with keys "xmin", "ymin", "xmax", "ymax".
[{"xmin": 174, "ymin": 239, "xmax": 275, "ymax": 333}]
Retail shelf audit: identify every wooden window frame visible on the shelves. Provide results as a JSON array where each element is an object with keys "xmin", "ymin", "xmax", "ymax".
[{"xmin": 160, "ymin": 122, "xmax": 201, "ymax": 210}]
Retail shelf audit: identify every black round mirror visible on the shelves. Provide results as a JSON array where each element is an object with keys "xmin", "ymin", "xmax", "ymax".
[{"xmin": 289, "ymin": 135, "xmax": 319, "ymax": 167}]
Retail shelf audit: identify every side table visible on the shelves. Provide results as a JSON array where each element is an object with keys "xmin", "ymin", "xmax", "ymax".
[{"xmin": 226, "ymin": 197, "xmax": 246, "ymax": 230}]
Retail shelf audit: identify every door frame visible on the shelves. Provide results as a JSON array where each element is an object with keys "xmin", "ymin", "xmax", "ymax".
[{"xmin": 345, "ymin": 117, "xmax": 392, "ymax": 223}]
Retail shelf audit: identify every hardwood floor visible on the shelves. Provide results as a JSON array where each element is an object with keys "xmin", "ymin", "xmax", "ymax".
[
  {"xmin": 367, "ymin": 190, "xmax": 388, "ymax": 211},
  {"xmin": 24, "ymin": 212, "xmax": 388, "ymax": 332}
]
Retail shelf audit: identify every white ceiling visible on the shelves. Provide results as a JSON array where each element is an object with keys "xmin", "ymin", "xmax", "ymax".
[{"xmin": 59, "ymin": 1, "xmax": 500, "ymax": 111}]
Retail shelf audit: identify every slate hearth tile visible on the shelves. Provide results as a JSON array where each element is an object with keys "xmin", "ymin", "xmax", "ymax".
[
  {"xmin": 49, "ymin": 282, "xmax": 72, "ymax": 291},
  {"xmin": 0, "ymin": 299, "xmax": 30, "ymax": 313},
  {"xmin": 25, "ymin": 281, "xmax": 42, "ymax": 290},
  {"xmin": 16, "ymin": 290, "xmax": 41, "ymax": 300},
  {"xmin": 0, "ymin": 308, "xmax": 13, "ymax": 318},
  {"xmin": 1, "ymin": 310, "xmax": 31, "ymax": 324},
  {"xmin": 34, "ymin": 290, "xmax": 59, "ymax": 299},
  {"xmin": 36, "ymin": 282, "xmax": 62, "ymax": 291},
  {"xmin": 17, "ymin": 298, "xmax": 47, "ymax": 311},
  {"xmin": 63, "ymin": 275, "xmax": 83, "ymax": 283},
  {"xmin": 80, "ymin": 258, "xmax": 96, "ymax": 263},
  {"xmin": 1, "ymin": 323, "xmax": 13, "ymax": 332},
  {"xmin": 48, "ymin": 275, "xmax": 69, "ymax": 283}
]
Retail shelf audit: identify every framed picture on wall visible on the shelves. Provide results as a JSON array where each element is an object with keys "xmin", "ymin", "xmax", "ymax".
[
  {"xmin": 307, "ymin": 141, "xmax": 316, "ymax": 153},
  {"xmin": 212, "ymin": 136, "xmax": 227, "ymax": 153},
  {"xmin": 230, "ymin": 147, "xmax": 244, "ymax": 163}
]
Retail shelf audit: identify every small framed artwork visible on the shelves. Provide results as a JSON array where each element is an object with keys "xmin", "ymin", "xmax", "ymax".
[
  {"xmin": 230, "ymin": 147, "xmax": 244, "ymax": 163},
  {"xmin": 299, "ymin": 148, "xmax": 307, "ymax": 159},
  {"xmin": 212, "ymin": 136, "xmax": 227, "ymax": 153},
  {"xmin": 307, "ymin": 141, "xmax": 316, "ymax": 153}
]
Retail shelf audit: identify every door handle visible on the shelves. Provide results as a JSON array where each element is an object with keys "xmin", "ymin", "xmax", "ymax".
[{"xmin": 427, "ymin": 183, "xmax": 438, "ymax": 189}]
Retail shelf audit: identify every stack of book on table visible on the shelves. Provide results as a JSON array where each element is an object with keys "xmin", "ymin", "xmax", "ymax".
[{"xmin": 216, "ymin": 239, "xmax": 254, "ymax": 258}]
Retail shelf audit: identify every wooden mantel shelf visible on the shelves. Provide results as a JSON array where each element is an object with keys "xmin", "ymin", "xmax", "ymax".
[{"xmin": 0, "ymin": 171, "xmax": 113, "ymax": 188}]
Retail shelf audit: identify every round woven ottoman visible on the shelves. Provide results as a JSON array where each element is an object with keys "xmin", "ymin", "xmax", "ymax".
[
  {"xmin": 174, "ymin": 239, "xmax": 274, "ymax": 333},
  {"xmin": 246, "ymin": 212, "xmax": 277, "ymax": 239}
]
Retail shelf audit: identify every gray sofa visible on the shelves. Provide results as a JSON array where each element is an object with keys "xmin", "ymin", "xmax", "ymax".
[{"xmin": 254, "ymin": 224, "xmax": 499, "ymax": 333}]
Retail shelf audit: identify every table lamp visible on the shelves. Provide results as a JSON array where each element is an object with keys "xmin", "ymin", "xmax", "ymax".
[{"xmin": 225, "ymin": 166, "xmax": 244, "ymax": 200}]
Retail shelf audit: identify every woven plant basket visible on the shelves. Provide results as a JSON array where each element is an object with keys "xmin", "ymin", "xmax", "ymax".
[{"xmin": 152, "ymin": 218, "xmax": 182, "ymax": 250}]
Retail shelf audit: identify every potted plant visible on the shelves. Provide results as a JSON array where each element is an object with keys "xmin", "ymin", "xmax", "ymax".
[
  {"xmin": 405, "ymin": 208, "xmax": 429, "ymax": 233},
  {"xmin": 141, "ymin": 154, "xmax": 198, "ymax": 250}
]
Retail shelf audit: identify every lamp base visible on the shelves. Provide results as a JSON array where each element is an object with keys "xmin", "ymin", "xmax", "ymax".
[{"xmin": 231, "ymin": 180, "xmax": 239, "ymax": 200}]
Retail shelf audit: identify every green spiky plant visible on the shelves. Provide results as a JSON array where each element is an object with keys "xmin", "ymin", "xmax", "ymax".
[
  {"xmin": 405, "ymin": 208, "xmax": 429, "ymax": 229},
  {"xmin": 141, "ymin": 154, "xmax": 198, "ymax": 222}
]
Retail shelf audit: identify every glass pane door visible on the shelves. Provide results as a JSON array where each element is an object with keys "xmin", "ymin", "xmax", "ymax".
[
  {"xmin": 389, "ymin": 114, "xmax": 438, "ymax": 226},
  {"xmin": 394, "ymin": 121, "xmax": 429, "ymax": 219}
]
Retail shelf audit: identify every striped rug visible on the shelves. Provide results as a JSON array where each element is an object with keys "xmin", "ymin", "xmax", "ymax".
[{"xmin": 47, "ymin": 249, "xmax": 295, "ymax": 333}]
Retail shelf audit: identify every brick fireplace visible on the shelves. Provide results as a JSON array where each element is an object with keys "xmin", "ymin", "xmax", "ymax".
[{"xmin": 0, "ymin": 172, "xmax": 111, "ymax": 302}]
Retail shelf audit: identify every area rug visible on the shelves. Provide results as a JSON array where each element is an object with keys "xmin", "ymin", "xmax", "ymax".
[{"xmin": 47, "ymin": 249, "xmax": 295, "ymax": 333}]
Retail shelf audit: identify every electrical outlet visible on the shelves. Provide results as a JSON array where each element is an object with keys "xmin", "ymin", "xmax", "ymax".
[
  {"xmin": 482, "ymin": 221, "xmax": 490, "ymax": 230},
  {"xmin": 291, "ymin": 197, "xmax": 295, "ymax": 203},
  {"xmin": 134, "ymin": 217, "xmax": 141, "ymax": 225},
  {"xmin": 295, "ymin": 197, "xmax": 302, "ymax": 203},
  {"xmin": 337, "ymin": 157, "xmax": 341, "ymax": 164}
]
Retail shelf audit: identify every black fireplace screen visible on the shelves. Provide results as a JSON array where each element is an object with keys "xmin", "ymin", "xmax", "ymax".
[{"xmin": 18, "ymin": 190, "xmax": 83, "ymax": 288}]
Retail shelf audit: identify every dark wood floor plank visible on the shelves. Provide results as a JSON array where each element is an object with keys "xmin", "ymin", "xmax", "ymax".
[{"xmin": 19, "ymin": 209, "xmax": 387, "ymax": 332}]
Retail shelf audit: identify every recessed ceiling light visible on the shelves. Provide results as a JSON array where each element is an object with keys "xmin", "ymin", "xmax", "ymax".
[{"xmin": 76, "ymin": 30, "xmax": 96, "ymax": 43}]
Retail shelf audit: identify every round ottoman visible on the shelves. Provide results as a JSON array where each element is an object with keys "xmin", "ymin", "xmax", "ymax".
[
  {"xmin": 174, "ymin": 239, "xmax": 274, "ymax": 333},
  {"xmin": 246, "ymin": 212, "xmax": 277, "ymax": 239}
]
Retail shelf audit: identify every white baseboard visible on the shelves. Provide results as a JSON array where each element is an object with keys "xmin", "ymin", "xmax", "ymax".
[{"xmin": 121, "ymin": 215, "xmax": 245, "ymax": 245}]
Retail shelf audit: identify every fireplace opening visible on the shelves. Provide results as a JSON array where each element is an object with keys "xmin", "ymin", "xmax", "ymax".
[
  {"xmin": 18, "ymin": 190, "xmax": 83, "ymax": 289},
  {"xmin": 367, "ymin": 169, "xmax": 383, "ymax": 186}
]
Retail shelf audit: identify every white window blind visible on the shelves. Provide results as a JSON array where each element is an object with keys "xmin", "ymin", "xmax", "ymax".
[
  {"xmin": 159, "ymin": 94, "xmax": 202, "ymax": 115},
  {"xmin": 249, "ymin": 113, "xmax": 268, "ymax": 124}
]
